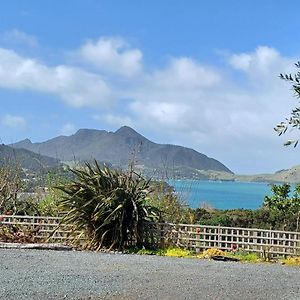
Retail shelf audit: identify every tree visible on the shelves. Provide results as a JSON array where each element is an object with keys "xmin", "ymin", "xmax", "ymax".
[
  {"xmin": 264, "ymin": 184, "xmax": 300, "ymax": 231},
  {"xmin": 275, "ymin": 62, "xmax": 300, "ymax": 147}
]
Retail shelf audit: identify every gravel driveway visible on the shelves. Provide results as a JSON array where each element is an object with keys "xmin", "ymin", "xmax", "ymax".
[{"xmin": 0, "ymin": 249, "xmax": 299, "ymax": 300}]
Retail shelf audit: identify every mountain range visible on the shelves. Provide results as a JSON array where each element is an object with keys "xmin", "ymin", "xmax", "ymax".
[
  {"xmin": 11, "ymin": 126, "xmax": 232, "ymax": 176},
  {"xmin": 4, "ymin": 126, "xmax": 300, "ymax": 183}
]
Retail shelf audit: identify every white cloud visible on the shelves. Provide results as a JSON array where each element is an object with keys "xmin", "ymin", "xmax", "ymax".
[
  {"xmin": 229, "ymin": 46, "xmax": 293, "ymax": 77},
  {"xmin": 60, "ymin": 123, "xmax": 77, "ymax": 136},
  {"xmin": 77, "ymin": 37, "xmax": 143, "ymax": 77},
  {"xmin": 94, "ymin": 114, "xmax": 134, "ymax": 128},
  {"xmin": 127, "ymin": 46, "xmax": 295, "ymax": 140},
  {"xmin": 0, "ymin": 29, "xmax": 39, "ymax": 47},
  {"xmin": 0, "ymin": 48, "xmax": 113, "ymax": 108},
  {"xmin": 130, "ymin": 101, "xmax": 190, "ymax": 130},
  {"xmin": 150, "ymin": 57, "xmax": 221, "ymax": 90},
  {"xmin": 2, "ymin": 114, "xmax": 26, "ymax": 129}
]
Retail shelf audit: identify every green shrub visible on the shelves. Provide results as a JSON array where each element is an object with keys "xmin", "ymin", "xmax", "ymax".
[
  {"xmin": 56, "ymin": 161, "xmax": 159, "ymax": 250},
  {"xmin": 228, "ymin": 251, "xmax": 260, "ymax": 262},
  {"xmin": 125, "ymin": 247, "xmax": 160, "ymax": 255},
  {"xmin": 148, "ymin": 183, "xmax": 189, "ymax": 223}
]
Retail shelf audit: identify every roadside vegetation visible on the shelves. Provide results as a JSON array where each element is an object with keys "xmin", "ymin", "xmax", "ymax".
[
  {"xmin": 1, "ymin": 160, "xmax": 300, "ymax": 265},
  {"xmin": 1, "ymin": 161, "xmax": 300, "ymax": 231}
]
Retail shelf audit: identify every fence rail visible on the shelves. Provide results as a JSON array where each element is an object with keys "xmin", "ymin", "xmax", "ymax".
[{"xmin": 1, "ymin": 215, "xmax": 300, "ymax": 256}]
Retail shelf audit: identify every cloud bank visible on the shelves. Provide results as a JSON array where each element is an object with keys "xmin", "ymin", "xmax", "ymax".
[
  {"xmin": 0, "ymin": 48, "xmax": 112, "ymax": 108},
  {"xmin": 0, "ymin": 34, "xmax": 298, "ymax": 173}
]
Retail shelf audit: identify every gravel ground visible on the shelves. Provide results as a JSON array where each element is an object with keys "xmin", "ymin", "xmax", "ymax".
[{"xmin": 0, "ymin": 249, "xmax": 299, "ymax": 300}]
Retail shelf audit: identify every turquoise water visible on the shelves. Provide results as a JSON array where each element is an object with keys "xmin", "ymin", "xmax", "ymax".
[{"xmin": 169, "ymin": 180, "xmax": 273, "ymax": 210}]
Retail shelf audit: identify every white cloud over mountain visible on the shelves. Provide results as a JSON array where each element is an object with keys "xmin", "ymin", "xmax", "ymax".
[{"xmin": 0, "ymin": 34, "xmax": 298, "ymax": 173}]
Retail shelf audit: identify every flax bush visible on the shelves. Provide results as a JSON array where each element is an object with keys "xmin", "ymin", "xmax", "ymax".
[{"xmin": 56, "ymin": 161, "xmax": 159, "ymax": 250}]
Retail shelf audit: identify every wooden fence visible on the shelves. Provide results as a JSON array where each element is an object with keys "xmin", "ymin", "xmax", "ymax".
[
  {"xmin": 156, "ymin": 223, "xmax": 300, "ymax": 256},
  {"xmin": 0, "ymin": 215, "xmax": 71, "ymax": 242},
  {"xmin": 1, "ymin": 215, "xmax": 300, "ymax": 256}
]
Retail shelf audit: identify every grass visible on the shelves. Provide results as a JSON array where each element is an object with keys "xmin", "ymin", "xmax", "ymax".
[
  {"xmin": 227, "ymin": 251, "xmax": 260, "ymax": 262},
  {"xmin": 125, "ymin": 247, "xmax": 193, "ymax": 258}
]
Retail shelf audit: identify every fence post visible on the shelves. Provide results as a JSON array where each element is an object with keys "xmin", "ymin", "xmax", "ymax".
[
  {"xmin": 195, "ymin": 227, "xmax": 201, "ymax": 253},
  {"xmin": 159, "ymin": 223, "xmax": 165, "ymax": 248},
  {"xmin": 218, "ymin": 225, "xmax": 221, "ymax": 249}
]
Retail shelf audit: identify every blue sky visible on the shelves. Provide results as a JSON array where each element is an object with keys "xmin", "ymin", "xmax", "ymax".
[{"xmin": 1, "ymin": 1, "xmax": 300, "ymax": 174}]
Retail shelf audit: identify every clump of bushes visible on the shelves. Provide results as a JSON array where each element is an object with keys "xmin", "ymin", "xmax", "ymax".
[
  {"xmin": 0, "ymin": 224, "xmax": 38, "ymax": 243},
  {"xmin": 148, "ymin": 183, "xmax": 190, "ymax": 224}
]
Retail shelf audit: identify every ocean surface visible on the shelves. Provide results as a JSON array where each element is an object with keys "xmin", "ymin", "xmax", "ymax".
[{"xmin": 169, "ymin": 180, "xmax": 273, "ymax": 210}]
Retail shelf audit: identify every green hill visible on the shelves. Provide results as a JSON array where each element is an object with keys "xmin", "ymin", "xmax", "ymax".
[{"xmin": 0, "ymin": 144, "xmax": 61, "ymax": 172}]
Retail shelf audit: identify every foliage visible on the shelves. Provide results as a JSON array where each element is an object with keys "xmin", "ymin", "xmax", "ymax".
[
  {"xmin": 125, "ymin": 247, "xmax": 160, "ymax": 255},
  {"xmin": 264, "ymin": 183, "xmax": 300, "ymax": 230},
  {"xmin": 0, "ymin": 164, "xmax": 23, "ymax": 214},
  {"xmin": 0, "ymin": 224, "xmax": 38, "ymax": 243},
  {"xmin": 275, "ymin": 62, "xmax": 300, "ymax": 146},
  {"xmin": 264, "ymin": 184, "xmax": 300, "ymax": 212},
  {"xmin": 148, "ymin": 186, "xmax": 189, "ymax": 223},
  {"xmin": 189, "ymin": 204, "xmax": 300, "ymax": 231},
  {"xmin": 228, "ymin": 251, "xmax": 260, "ymax": 262},
  {"xmin": 35, "ymin": 170, "xmax": 69, "ymax": 216},
  {"xmin": 4, "ymin": 196, "xmax": 40, "ymax": 216},
  {"xmin": 56, "ymin": 161, "xmax": 159, "ymax": 250}
]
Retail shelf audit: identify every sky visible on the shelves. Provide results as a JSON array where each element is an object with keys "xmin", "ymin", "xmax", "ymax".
[{"xmin": 0, "ymin": 0, "xmax": 300, "ymax": 174}]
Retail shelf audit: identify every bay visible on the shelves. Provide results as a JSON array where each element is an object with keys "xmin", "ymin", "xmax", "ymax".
[{"xmin": 169, "ymin": 180, "xmax": 273, "ymax": 210}]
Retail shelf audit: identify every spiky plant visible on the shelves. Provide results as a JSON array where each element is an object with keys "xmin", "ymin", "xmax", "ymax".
[{"xmin": 56, "ymin": 161, "xmax": 159, "ymax": 250}]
